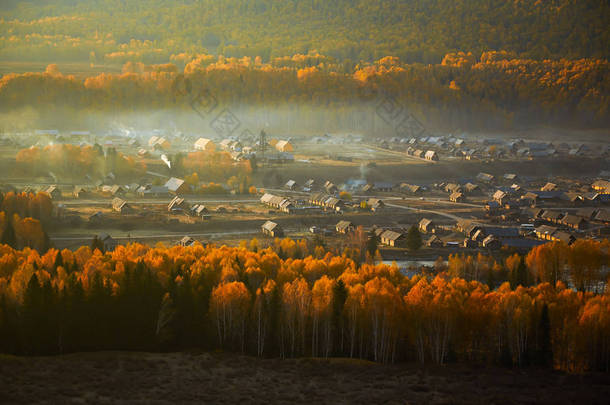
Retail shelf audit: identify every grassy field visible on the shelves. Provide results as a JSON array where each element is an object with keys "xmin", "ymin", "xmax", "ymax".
[{"xmin": 0, "ymin": 351, "xmax": 608, "ymax": 404}]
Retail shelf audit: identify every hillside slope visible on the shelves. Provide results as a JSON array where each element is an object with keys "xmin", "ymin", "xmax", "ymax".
[{"xmin": 1, "ymin": 0, "xmax": 608, "ymax": 63}]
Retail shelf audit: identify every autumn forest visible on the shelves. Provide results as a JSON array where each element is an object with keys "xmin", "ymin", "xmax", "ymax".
[{"xmin": 0, "ymin": 234, "xmax": 609, "ymax": 372}]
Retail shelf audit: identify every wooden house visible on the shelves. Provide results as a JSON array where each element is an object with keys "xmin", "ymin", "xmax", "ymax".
[
  {"xmin": 165, "ymin": 177, "xmax": 190, "ymax": 195},
  {"xmin": 380, "ymin": 230, "xmax": 405, "ymax": 247},
  {"xmin": 335, "ymin": 220, "xmax": 354, "ymax": 234},
  {"xmin": 419, "ymin": 218, "xmax": 435, "ymax": 233},
  {"xmin": 262, "ymin": 221, "xmax": 283, "ymax": 237}
]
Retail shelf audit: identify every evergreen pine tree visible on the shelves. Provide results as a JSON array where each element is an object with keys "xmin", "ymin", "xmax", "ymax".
[{"xmin": 405, "ymin": 225, "xmax": 422, "ymax": 252}]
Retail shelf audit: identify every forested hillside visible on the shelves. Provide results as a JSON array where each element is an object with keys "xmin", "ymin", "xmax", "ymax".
[{"xmin": 1, "ymin": 0, "xmax": 608, "ymax": 64}]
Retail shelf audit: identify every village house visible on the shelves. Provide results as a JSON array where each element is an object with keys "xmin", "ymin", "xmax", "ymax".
[
  {"xmin": 541, "ymin": 210, "xmax": 565, "ymax": 224},
  {"xmin": 275, "ymin": 140, "xmax": 294, "ymax": 152},
  {"xmin": 367, "ymin": 198, "xmax": 385, "ymax": 212},
  {"xmin": 168, "ymin": 196, "xmax": 189, "ymax": 212},
  {"xmin": 380, "ymin": 230, "xmax": 406, "ymax": 247},
  {"xmin": 194, "ymin": 137, "xmax": 215, "ymax": 152},
  {"xmin": 112, "ymin": 197, "xmax": 133, "ymax": 214},
  {"xmin": 541, "ymin": 182, "xmax": 558, "ymax": 192},
  {"xmin": 309, "ymin": 193, "xmax": 329, "ymax": 206},
  {"xmin": 472, "ymin": 229, "xmax": 486, "ymax": 243},
  {"xmin": 594, "ymin": 209, "xmax": 609, "ymax": 224},
  {"xmin": 419, "ymin": 218, "xmax": 435, "ymax": 233},
  {"xmin": 426, "ymin": 235, "xmax": 443, "ymax": 248},
  {"xmin": 592, "ymin": 180, "xmax": 610, "ymax": 194},
  {"xmin": 73, "ymin": 186, "xmax": 89, "ymax": 198},
  {"xmin": 424, "ymin": 150, "xmax": 439, "ymax": 161},
  {"xmin": 261, "ymin": 193, "xmax": 285, "ymax": 208},
  {"xmin": 285, "ymin": 180, "xmax": 298, "ymax": 190},
  {"xmin": 373, "ymin": 182, "xmax": 394, "ymax": 192},
  {"xmin": 336, "ymin": 220, "xmax": 354, "ymax": 234},
  {"xmin": 559, "ymin": 214, "xmax": 587, "ymax": 230},
  {"xmin": 190, "ymin": 204, "xmax": 210, "ymax": 220},
  {"xmin": 413, "ymin": 149, "xmax": 424, "ymax": 158},
  {"xmin": 324, "ymin": 197, "xmax": 345, "ymax": 212},
  {"xmin": 262, "ymin": 221, "xmax": 284, "ymax": 237},
  {"xmin": 464, "ymin": 224, "xmax": 483, "ymax": 239},
  {"xmin": 445, "ymin": 183, "xmax": 462, "ymax": 194},
  {"xmin": 178, "ymin": 236, "xmax": 196, "ymax": 247},
  {"xmin": 148, "ymin": 136, "xmax": 170, "ymax": 151},
  {"xmin": 503, "ymin": 173, "xmax": 519, "ymax": 183},
  {"xmin": 108, "ymin": 185, "xmax": 125, "ymax": 196},
  {"xmin": 303, "ymin": 179, "xmax": 315, "ymax": 191},
  {"xmin": 324, "ymin": 181, "xmax": 338, "ymax": 194},
  {"xmin": 493, "ymin": 190, "xmax": 509, "ymax": 205},
  {"xmin": 476, "ymin": 172, "xmax": 495, "ymax": 183},
  {"xmin": 399, "ymin": 183, "xmax": 422, "ymax": 194},
  {"xmin": 137, "ymin": 185, "xmax": 169, "ymax": 197},
  {"xmin": 361, "ymin": 184, "xmax": 374, "ymax": 194},
  {"xmin": 482, "ymin": 235, "xmax": 501, "ymax": 250},
  {"xmin": 553, "ymin": 231, "xmax": 577, "ymax": 245},
  {"xmin": 450, "ymin": 192, "xmax": 465, "ymax": 203},
  {"xmin": 463, "ymin": 238, "xmax": 478, "ymax": 248},
  {"xmin": 44, "ymin": 185, "xmax": 62, "ymax": 199},
  {"xmin": 97, "ymin": 233, "xmax": 117, "ymax": 252},
  {"xmin": 165, "ymin": 177, "xmax": 190, "ymax": 195},
  {"xmin": 576, "ymin": 207, "xmax": 599, "ymax": 221},
  {"xmin": 463, "ymin": 183, "xmax": 481, "ymax": 195},
  {"xmin": 535, "ymin": 225, "xmax": 559, "ymax": 241},
  {"xmin": 148, "ymin": 136, "xmax": 159, "ymax": 148}
]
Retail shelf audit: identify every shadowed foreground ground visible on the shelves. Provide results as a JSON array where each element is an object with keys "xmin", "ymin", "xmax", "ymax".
[{"xmin": 0, "ymin": 351, "xmax": 609, "ymax": 404}]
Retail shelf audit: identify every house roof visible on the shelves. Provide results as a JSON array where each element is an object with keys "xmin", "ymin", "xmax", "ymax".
[
  {"xmin": 536, "ymin": 225, "xmax": 558, "ymax": 236},
  {"xmin": 381, "ymin": 230, "xmax": 404, "ymax": 241},
  {"xmin": 561, "ymin": 214, "xmax": 585, "ymax": 226},
  {"xmin": 367, "ymin": 198, "xmax": 384, "ymax": 207},
  {"xmin": 482, "ymin": 235, "xmax": 500, "ymax": 246},
  {"xmin": 168, "ymin": 196, "xmax": 186, "ymax": 210},
  {"xmin": 493, "ymin": 190, "xmax": 507, "ymax": 200},
  {"xmin": 476, "ymin": 172, "xmax": 494, "ymax": 182},
  {"xmin": 419, "ymin": 218, "xmax": 433, "ymax": 228},
  {"xmin": 180, "ymin": 236, "xmax": 195, "ymax": 246},
  {"xmin": 336, "ymin": 220, "xmax": 353, "ymax": 230},
  {"xmin": 594, "ymin": 209, "xmax": 610, "ymax": 222},
  {"xmin": 450, "ymin": 191, "xmax": 463, "ymax": 200},
  {"xmin": 426, "ymin": 235, "xmax": 442, "ymax": 245},
  {"xmin": 262, "ymin": 221, "xmax": 279, "ymax": 232},
  {"xmin": 542, "ymin": 210, "xmax": 565, "ymax": 220},
  {"xmin": 553, "ymin": 231, "xmax": 575, "ymax": 244},
  {"xmin": 541, "ymin": 182, "xmax": 557, "ymax": 191},
  {"xmin": 165, "ymin": 177, "xmax": 186, "ymax": 192},
  {"xmin": 112, "ymin": 197, "xmax": 128, "ymax": 210}
]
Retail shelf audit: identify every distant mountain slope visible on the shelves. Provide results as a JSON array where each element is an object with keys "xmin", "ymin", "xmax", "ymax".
[{"xmin": 1, "ymin": 0, "xmax": 608, "ymax": 63}]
